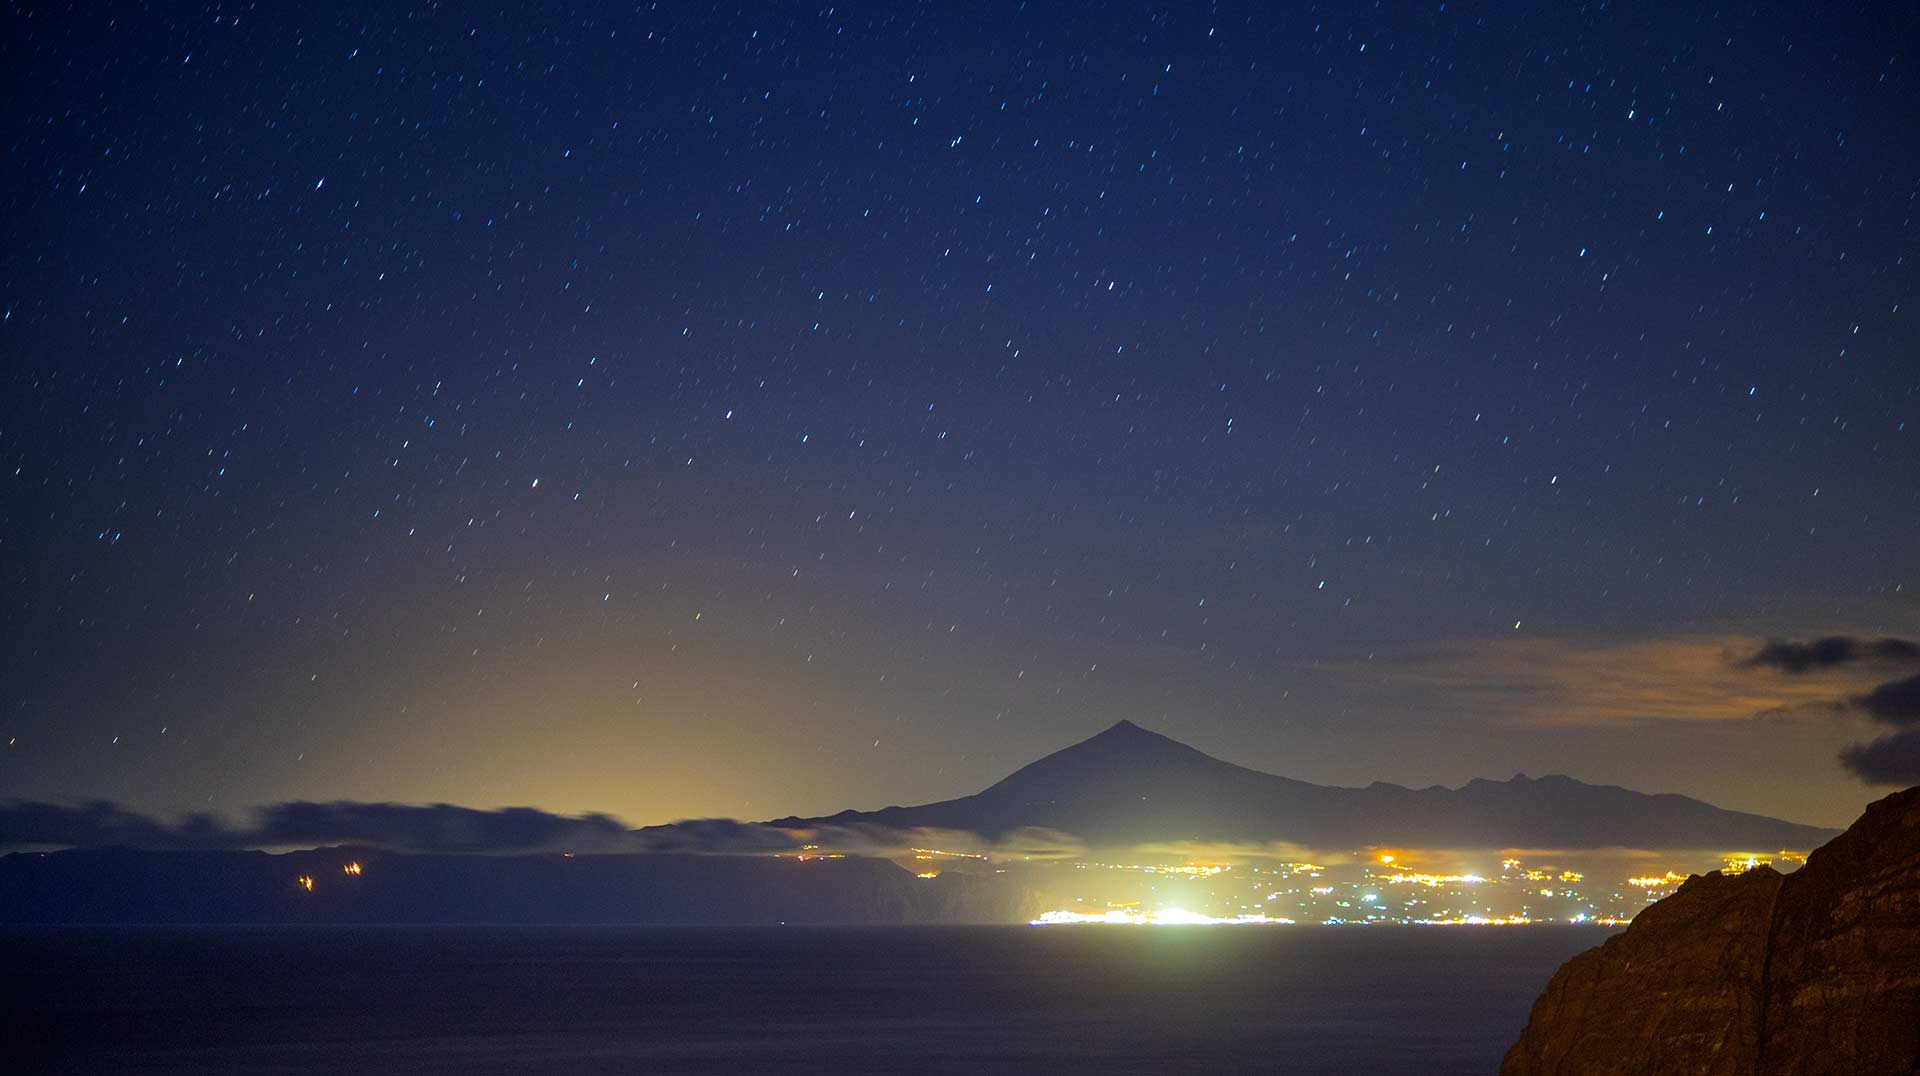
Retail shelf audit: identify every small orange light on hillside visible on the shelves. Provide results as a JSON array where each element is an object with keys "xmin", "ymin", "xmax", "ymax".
[
  {"xmin": 343, "ymin": 862, "xmax": 362, "ymax": 876},
  {"xmin": 297, "ymin": 875, "xmax": 314, "ymax": 892}
]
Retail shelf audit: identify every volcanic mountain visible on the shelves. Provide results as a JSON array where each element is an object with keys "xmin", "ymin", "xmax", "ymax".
[{"xmin": 774, "ymin": 720, "xmax": 1839, "ymax": 851}]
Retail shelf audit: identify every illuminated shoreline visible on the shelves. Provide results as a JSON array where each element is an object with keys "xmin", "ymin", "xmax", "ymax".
[
  {"xmin": 1030, "ymin": 908, "xmax": 1295, "ymax": 926},
  {"xmin": 995, "ymin": 848, "xmax": 1810, "ymax": 928},
  {"xmin": 1029, "ymin": 908, "xmax": 1630, "ymax": 927}
]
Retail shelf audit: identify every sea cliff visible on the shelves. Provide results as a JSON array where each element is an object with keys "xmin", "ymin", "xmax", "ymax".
[{"xmin": 1502, "ymin": 786, "xmax": 1920, "ymax": 1075}]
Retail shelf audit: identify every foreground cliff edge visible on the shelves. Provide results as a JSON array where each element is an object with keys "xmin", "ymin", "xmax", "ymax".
[{"xmin": 1501, "ymin": 785, "xmax": 1920, "ymax": 1076}]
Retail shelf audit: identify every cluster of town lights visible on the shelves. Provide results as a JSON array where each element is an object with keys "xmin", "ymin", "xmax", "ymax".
[
  {"xmin": 296, "ymin": 862, "xmax": 365, "ymax": 892},
  {"xmin": 1024, "ymin": 846, "xmax": 1814, "ymax": 927}
]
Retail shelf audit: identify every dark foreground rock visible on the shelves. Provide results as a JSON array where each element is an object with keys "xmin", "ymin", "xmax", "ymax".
[{"xmin": 1501, "ymin": 785, "xmax": 1920, "ymax": 1075}]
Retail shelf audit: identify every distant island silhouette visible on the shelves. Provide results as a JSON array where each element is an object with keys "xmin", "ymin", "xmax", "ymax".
[{"xmin": 771, "ymin": 720, "xmax": 1839, "ymax": 851}]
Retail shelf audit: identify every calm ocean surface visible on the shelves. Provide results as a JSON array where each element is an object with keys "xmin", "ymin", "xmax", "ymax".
[{"xmin": 4, "ymin": 925, "xmax": 1607, "ymax": 1075}]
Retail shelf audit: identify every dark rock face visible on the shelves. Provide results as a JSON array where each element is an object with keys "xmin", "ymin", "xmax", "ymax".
[{"xmin": 1501, "ymin": 786, "xmax": 1920, "ymax": 1076}]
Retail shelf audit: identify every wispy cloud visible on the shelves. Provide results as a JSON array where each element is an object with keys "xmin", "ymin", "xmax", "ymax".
[{"xmin": 1371, "ymin": 634, "xmax": 1875, "ymax": 727}]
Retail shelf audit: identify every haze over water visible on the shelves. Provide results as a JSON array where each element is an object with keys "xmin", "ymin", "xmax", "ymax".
[{"xmin": 8, "ymin": 924, "xmax": 1602, "ymax": 1075}]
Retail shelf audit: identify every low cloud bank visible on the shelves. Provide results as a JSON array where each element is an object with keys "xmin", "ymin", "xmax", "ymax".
[
  {"xmin": 0, "ymin": 801, "xmax": 237, "ymax": 852},
  {"xmin": 0, "ymin": 799, "xmax": 1083, "ymax": 861},
  {"xmin": 258, "ymin": 801, "xmax": 643, "ymax": 854}
]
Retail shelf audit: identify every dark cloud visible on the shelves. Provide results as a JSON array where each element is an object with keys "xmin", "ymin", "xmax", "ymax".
[
  {"xmin": 1839, "ymin": 729, "xmax": 1920, "ymax": 786},
  {"xmin": 1854, "ymin": 674, "xmax": 1920, "ymax": 727},
  {"xmin": 1731, "ymin": 637, "xmax": 1920, "ymax": 787},
  {"xmin": 1739, "ymin": 636, "xmax": 1920, "ymax": 674}
]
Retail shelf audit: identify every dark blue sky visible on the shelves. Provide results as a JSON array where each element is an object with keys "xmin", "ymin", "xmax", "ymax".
[{"xmin": 4, "ymin": 1, "xmax": 1915, "ymax": 828}]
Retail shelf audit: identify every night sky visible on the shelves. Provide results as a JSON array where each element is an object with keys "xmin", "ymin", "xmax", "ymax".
[{"xmin": 4, "ymin": 2, "xmax": 1915, "ymax": 832}]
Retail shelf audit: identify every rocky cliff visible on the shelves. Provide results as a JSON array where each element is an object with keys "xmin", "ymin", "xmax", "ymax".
[{"xmin": 1501, "ymin": 785, "xmax": 1920, "ymax": 1076}]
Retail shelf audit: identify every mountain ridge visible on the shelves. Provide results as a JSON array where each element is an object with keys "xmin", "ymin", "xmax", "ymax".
[{"xmin": 771, "ymin": 720, "xmax": 1839, "ymax": 851}]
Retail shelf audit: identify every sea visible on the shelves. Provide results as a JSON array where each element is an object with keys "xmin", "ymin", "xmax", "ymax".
[{"xmin": 3, "ymin": 924, "xmax": 1608, "ymax": 1075}]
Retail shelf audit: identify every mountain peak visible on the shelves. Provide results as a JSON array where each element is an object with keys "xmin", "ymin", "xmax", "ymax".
[
  {"xmin": 1061, "ymin": 720, "xmax": 1221, "ymax": 765},
  {"xmin": 976, "ymin": 720, "xmax": 1232, "ymax": 804},
  {"xmin": 1057, "ymin": 718, "xmax": 1190, "ymax": 758}
]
